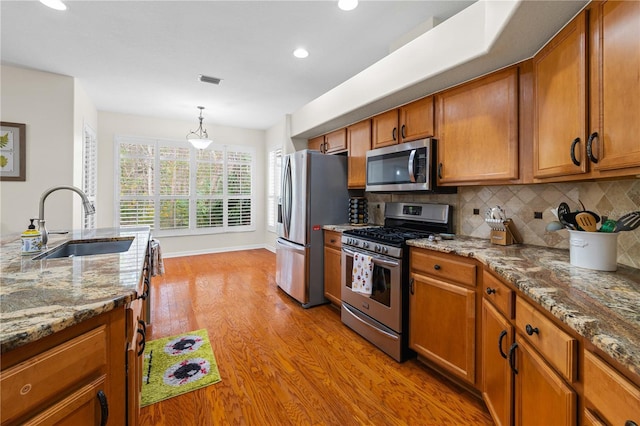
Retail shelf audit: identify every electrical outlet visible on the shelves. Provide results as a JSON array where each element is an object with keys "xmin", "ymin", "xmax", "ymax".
[
  {"xmin": 534, "ymin": 211, "xmax": 543, "ymax": 219},
  {"xmin": 473, "ymin": 208, "xmax": 480, "ymax": 215}
]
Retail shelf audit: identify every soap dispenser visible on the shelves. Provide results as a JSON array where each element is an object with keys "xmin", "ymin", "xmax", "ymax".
[{"xmin": 21, "ymin": 219, "xmax": 43, "ymax": 255}]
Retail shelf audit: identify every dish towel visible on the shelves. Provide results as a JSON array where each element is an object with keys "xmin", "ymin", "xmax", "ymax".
[
  {"xmin": 150, "ymin": 239, "xmax": 165, "ymax": 276},
  {"xmin": 351, "ymin": 252, "xmax": 373, "ymax": 295}
]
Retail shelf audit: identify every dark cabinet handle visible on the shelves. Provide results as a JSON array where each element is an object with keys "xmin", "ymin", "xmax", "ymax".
[
  {"xmin": 587, "ymin": 131, "xmax": 599, "ymax": 163},
  {"xmin": 392, "ymin": 127, "xmax": 397, "ymax": 141},
  {"xmin": 401, "ymin": 125, "xmax": 406, "ymax": 139},
  {"xmin": 508, "ymin": 342, "xmax": 518, "ymax": 375},
  {"xmin": 624, "ymin": 421, "xmax": 638, "ymax": 426},
  {"xmin": 97, "ymin": 390, "xmax": 109, "ymax": 426},
  {"xmin": 525, "ymin": 324, "xmax": 539, "ymax": 336},
  {"xmin": 137, "ymin": 326, "xmax": 146, "ymax": 356},
  {"xmin": 438, "ymin": 163, "xmax": 443, "ymax": 179},
  {"xmin": 409, "ymin": 278, "xmax": 415, "ymax": 295},
  {"xmin": 498, "ymin": 330, "xmax": 508, "ymax": 359},
  {"xmin": 486, "ymin": 287, "xmax": 496, "ymax": 295},
  {"xmin": 433, "ymin": 264, "xmax": 441, "ymax": 270},
  {"xmin": 570, "ymin": 137, "xmax": 581, "ymax": 166}
]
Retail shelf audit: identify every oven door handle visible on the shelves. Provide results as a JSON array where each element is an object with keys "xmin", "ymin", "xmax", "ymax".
[
  {"xmin": 342, "ymin": 304, "xmax": 399, "ymax": 341},
  {"xmin": 342, "ymin": 247, "xmax": 400, "ymax": 268}
]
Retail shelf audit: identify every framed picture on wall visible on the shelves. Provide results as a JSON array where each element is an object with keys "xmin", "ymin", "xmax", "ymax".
[{"xmin": 0, "ymin": 122, "xmax": 26, "ymax": 181}]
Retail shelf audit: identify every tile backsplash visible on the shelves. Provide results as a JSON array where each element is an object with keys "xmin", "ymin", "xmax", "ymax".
[{"xmin": 365, "ymin": 178, "xmax": 640, "ymax": 269}]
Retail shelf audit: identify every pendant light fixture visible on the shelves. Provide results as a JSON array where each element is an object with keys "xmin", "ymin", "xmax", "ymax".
[{"xmin": 186, "ymin": 106, "xmax": 213, "ymax": 150}]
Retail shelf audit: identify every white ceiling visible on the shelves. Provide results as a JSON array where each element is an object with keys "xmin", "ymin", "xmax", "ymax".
[{"xmin": 0, "ymin": 0, "xmax": 477, "ymax": 130}]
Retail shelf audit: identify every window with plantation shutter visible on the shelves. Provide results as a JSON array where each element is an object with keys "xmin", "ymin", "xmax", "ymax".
[
  {"xmin": 115, "ymin": 136, "xmax": 255, "ymax": 236},
  {"xmin": 82, "ymin": 124, "xmax": 97, "ymax": 229},
  {"xmin": 267, "ymin": 148, "xmax": 282, "ymax": 232}
]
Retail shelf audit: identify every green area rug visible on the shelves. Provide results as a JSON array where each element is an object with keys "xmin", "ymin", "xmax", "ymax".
[{"xmin": 141, "ymin": 329, "xmax": 221, "ymax": 407}]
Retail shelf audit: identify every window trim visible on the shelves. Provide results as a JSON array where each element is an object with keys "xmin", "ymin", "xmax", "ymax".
[{"xmin": 114, "ymin": 135, "xmax": 256, "ymax": 237}]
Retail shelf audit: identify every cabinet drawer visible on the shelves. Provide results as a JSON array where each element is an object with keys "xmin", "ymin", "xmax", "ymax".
[
  {"xmin": 0, "ymin": 326, "xmax": 107, "ymax": 424},
  {"xmin": 515, "ymin": 297, "xmax": 577, "ymax": 382},
  {"xmin": 324, "ymin": 230, "xmax": 342, "ymax": 250},
  {"xmin": 483, "ymin": 270, "xmax": 514, "ymax": 319},
  {"xmin": 410, "ymin": 249, "xmax": 476, "ymax": 287},
  {"xmin": 583, "ymin": 351, "xmax": 640, "ymax": 425}
]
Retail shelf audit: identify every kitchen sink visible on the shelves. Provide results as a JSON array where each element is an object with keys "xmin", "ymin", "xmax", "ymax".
[{"xmin": 33, "ymin": 236, "xmax": 135, "ymax": 260}]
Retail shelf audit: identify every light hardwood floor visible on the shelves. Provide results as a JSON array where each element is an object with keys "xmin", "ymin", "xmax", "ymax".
[{"xmin": 139, "ymin": 249, "xmax": 493, "ymax": 425}]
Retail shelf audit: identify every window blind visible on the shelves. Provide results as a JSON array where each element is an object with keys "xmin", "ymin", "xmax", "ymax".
[
  {"xmin": 115, "ymin": 136, "xmax": 255, "ymax": 236},
  {"xmin": 82, "ymin": 124, "xmax": 97, "ymax": 229}
]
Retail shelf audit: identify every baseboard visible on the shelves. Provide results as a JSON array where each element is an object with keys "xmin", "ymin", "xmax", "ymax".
[{"xmin": 163, "ymin": 243, "xmax": 272, "ymax": 258}]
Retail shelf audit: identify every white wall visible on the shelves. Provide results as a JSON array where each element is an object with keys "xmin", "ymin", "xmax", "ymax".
[
  {"xmin": 0, "ymin": 65, "xmax": 80, "ymax": 236},
  {"xmin": 98, "ymin": 111, "xmax": 268, "ymax": 256}
]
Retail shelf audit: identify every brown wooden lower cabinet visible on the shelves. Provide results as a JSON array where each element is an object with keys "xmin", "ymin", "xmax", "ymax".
[
  {"xmin": 0, "ymin": 309, "xmax": 127, "ymax": 425},
  {"xmin": 323, "ymin": 230, "xmax": 342, "ymax": 306},
  {"xmin": 481, "ymin": 299, "xmax": 513, "ymax": 426},
  {"xmin": 513, "ymin": 335, "xmax": 577, "ymax": 426}
]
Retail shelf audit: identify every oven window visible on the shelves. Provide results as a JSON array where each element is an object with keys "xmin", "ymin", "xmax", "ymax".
[{"xmin": 345, "ymin": 255, "xmax": 392, "ymax": 307}]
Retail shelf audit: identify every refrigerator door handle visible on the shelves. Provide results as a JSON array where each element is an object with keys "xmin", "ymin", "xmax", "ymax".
[
  {"xmin": 276, "ymin": 237, "xmax": 306, "ymax": 252},
  {"xmin": 282, "ymin": 156, "xmax": 292, "ymax": 238}
]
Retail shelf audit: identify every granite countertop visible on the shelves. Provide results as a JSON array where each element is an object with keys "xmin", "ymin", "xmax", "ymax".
[
  {"xmin": 408, "ymin": 236, "xmax": 640, "ymax": 379},
  {"xmin": 0, "ymin": 227, "xmax": 151, "ymax": 353}
]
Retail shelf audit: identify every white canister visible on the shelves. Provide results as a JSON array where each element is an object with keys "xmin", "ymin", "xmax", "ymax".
[
  {"xmin": 568, "ymin": 230, "xmax": 619, "ymax": 271},
  {"xmin": 21, "ymin": 220, "xmax": 43, "ymax": 255}
]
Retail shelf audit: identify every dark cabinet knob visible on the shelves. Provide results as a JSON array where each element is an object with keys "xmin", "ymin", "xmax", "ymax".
[
  {"xmin": 624, "ymin": 421, "xmax": 638, "ymax": 426},
  {"xmin": 486, "ymin": 287, "xmax": 496, "ymax": 295},
  {"xmin": 434, "ymin": 264, "xmax": 441, "ymax": 270},
  {"xmin": 525, "ymin": 324, "xmax": 539, "ymax": 336}
]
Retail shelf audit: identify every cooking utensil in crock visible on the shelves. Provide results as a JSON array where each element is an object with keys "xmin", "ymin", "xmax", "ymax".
[
  {"xmin": 558, "ymin": 202, "xmax": 576, "ymax": 230},
  {"xmin": 614, "ymin": 211, "xmax": 640, "ymax": 232},
  {"xmin": 576, "ymin": 212, "xmax": 597, "ymax": 232}
]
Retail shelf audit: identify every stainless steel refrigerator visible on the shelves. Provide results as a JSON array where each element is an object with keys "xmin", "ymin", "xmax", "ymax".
[{"xmin": 276, "ymin": 150, "xmax": 349, "ymax": 308}]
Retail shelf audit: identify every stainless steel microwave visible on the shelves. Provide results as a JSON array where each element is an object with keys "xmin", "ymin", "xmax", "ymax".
[{"xmin": 366, "ymin": 138, "xmax": 454, "ymax": 193}]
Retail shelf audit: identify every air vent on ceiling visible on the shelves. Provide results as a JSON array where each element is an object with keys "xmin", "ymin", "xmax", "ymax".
[{"xmin": 198, "ymin": 75, "xmax": 222, "ymax": 85}]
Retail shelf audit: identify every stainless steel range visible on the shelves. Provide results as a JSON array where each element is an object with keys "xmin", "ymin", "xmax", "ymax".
[{"xmin": 340, "ymin": 202, "xmax": 453, "ymax": 362}]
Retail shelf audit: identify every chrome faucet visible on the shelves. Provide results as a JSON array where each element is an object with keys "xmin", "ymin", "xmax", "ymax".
[{"xmin": 39, "ymin": 185, "xmax": 96, "ymax": 247}]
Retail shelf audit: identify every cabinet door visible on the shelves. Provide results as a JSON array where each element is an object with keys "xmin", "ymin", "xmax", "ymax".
[
  {"xmin": 347, "ymin": 119, "xmax": 371, "ymax": 189},
  {"xmin": 436, "ymin": 67, "xmax": 519, "ymax": 184},
  {"xmin": 325, "ymin": 128, "xmax": 347, "ymax": 153},
  {"xmin": 481, "ymin": 299, "xmax": 513, "ymax": 426},
  {"xmin": 323, "ymin": 243, "xmax": 342, "ymax": 306},
  {"xmin": 372, "ymin": 109, "xmax": 399, "ymax": 149},
  {"xmin": 23, "ymin": 375, "xmax": 109, "ymax": 426},
  {"xmin": 409, "ymin": 273, "xmax": 476, "ymax": 385},
  {"xmin": 514, "ymin": 336, "xmax": 577, "ymax": 426},
  {"xmin": 399, "ymin": 96, "xmax": 434, "ymax": 143},
  {"xmin": 533, "ymin": 12, "xmax": 588, "ymax": 179},
  {"xmin": 308, "ymin": 135, "xmax": 325, "ymax": 153},
  {"xmin": 589, "ymin": 0, "xmax": 640, "ymax": 172}
]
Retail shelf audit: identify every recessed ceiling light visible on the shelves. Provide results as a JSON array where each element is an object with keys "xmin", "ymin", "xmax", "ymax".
[
  {"xmin": 338, "ymin": 0, "xmax": 358, "ymax": 11},
  {"xmin": 39, "ymin": 0, "xmax": 67, "ymax": 11},
  {"xmin": 293, "ymin": 48, "xmax": 309, "ymax": 59}
]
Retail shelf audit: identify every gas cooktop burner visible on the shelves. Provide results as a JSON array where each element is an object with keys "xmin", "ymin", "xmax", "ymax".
[{"xmin": 344, "ymin": 227, "xmax": 433, "ymax": 245}]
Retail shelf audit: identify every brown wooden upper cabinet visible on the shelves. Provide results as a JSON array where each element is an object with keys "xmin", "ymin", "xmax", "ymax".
[
  {"xmin": 308, "ymin": 129, "xmax": 347, "ymax": 154},
  {"xmin": 589, "ymin": 0, "xmax": 640, "ymax": 175},
  {"xmin": 372, "ymin": 96, "xmax": 435, "ymax": 149},
  {"xmin": 534, "ymin": 2, "xmax": 640, "ymax": 180},
  {"xmin": 308, "ymin": 135, "xmax": 325, "ymax": 153},
  {"xmin": 436, "ymin": 67, "xmax": 519, "ymax": 185},
  {"xmin": 347, "ymin": 119, "xmax": 371, "ymax": 189},
  {"xmin": 372, "ymin": 109, "xmax": 399, "ymax": 149},
  {"xmin": 533, "ymin": 11, "xmax": 588, "ymax": 179}
]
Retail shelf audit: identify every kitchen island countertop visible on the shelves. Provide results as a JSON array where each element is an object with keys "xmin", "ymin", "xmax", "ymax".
[
  {"xmin": 0, "ymin": 227, "xmax": 151, "ymax": 353},
  {"xmin": 407, "ymin": 235, "xmax": 640, "ymax": 379}
]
